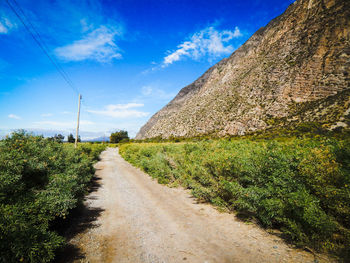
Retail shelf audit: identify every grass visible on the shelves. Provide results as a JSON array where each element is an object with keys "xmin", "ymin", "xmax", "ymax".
[{"xmin": 120, "ymin": 135, "xmax": 350, "ymax": 260}]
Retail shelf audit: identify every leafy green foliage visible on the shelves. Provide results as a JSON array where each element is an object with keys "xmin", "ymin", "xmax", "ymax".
[
  {"xmin": 110, "ymin": 130, "xmax": 129, "ymax": 143},
  {"xmin": 120, "ymin": 137, "xmax": 350, "ymax": 258},
  {"xmin": 47, "ymin": 134, "xmax": 64, "ymax": 143},
  {"xmin": 75, "ymin": 142, "xmax": 108, "ymax": 162},
  {"xmin": 0, "ymin": 132, "xmax": 106, "ymax": 262},
  {"xmin": 67, "ymin": 133, "xmax": 81, "ymax": 143}
]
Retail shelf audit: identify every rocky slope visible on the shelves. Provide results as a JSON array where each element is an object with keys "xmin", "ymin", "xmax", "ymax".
[{"xmin": 136, "ymin": 0, "xmax": 350, "ymax": 139}]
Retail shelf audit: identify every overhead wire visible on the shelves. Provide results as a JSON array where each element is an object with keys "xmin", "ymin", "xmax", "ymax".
[
  {"xmin": 12, "ymin": 0, "xmax": 77, "ymax": 92},
  {"xmin": 5, "ymin": 0, "xmax": 80, "ymax": 96}
]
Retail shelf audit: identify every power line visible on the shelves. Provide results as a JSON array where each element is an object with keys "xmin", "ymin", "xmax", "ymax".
[
  {"xmin": 5, "ymin": 0, "xmax": 80, "ymax": 96},
  {"xmin": 11, "ymin": 0, "xmax": 78, "ymax": 93}
]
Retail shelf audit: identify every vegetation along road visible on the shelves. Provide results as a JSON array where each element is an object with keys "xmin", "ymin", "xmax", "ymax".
[{"xmin": 64, "ymin": 147, "xmax": 332, "ymax": 263}]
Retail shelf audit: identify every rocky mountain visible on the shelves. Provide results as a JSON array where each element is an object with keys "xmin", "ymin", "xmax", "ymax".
[{"xmin": 136, "ymin": 0, "xmax": 350, "ymax": 140}]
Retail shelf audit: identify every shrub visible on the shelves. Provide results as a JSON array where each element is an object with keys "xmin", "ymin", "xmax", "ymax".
[
  {"xmin": 119, "ymin": 136, "xmax": 350, "ymax": 258},
  {"xmin": 110, "ymin": 130, "xmax": 129, "ymax": 143},
  {"xmin": 0, "ymin": 132, "xmax": 105, "ymax": 262}
]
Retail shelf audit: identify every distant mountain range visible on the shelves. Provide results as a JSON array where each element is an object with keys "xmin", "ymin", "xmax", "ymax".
[
  {"xmin": 84, "ymin": 136, "xmax": 109, "ymax": 142},
  {"xmin": 136, "ymin": 0, "xmax": 350, "ymax": 139}
]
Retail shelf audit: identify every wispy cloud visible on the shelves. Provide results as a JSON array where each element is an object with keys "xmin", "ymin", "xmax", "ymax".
[
  {"xmin": 8, "ymin": 114, "xmax": 21, "ymax": 119},
  {"xmin": 80, "ymin": 120, "xmax": 95, "ymax": 125},
  {"xmin": 33, "ymin": 120, "xmax": 94, "ymax": 128},
  {"xmin": 141, "ymin": 85, "xmax": 176, "ymax": 100},
  {"xmin": 33, "ymin": 121, "xmax": 71, "ymax": 127},
  {"xmin": 0, "ymin": 17, "xmax": 17, "ymax": 34},
  {"xmin": 0, "ymin": 23, "xmax": 7, "ymax": 34},
  {"xmin": 41, "ymin": 113, "xmax": 53, "ymax": 117},
  {"xmin": 162, "ymin": 26, "xmax": 242, "ymax": 67},
  {"xmin": 87, "ymin": 103, "xmax": 149, "ymax": 118},
  {"xmin": 55, "ymin": 25, "xmax": 123, "ymax": 63},
  {"xmin": 80, "ymin": 18, "xmax": 94, "ymax": 33}
]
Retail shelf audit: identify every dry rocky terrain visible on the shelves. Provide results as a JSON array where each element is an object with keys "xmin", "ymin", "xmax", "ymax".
[{"xmin": 136, "ymin": 0, "xmax": 350, "ymax": 139}]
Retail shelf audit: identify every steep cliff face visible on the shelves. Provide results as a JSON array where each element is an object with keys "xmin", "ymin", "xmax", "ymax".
[{"xmin": 136, "ymin": 0, "xmax": 350, "ymax": 139}]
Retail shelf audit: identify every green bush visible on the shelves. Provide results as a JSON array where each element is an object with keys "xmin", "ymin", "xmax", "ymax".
[
  {"xmin": 74, "ymin": 142, "xmax": 107, "ymax": 162},
  {"xmin": 0, "ymin": 132, "xmax": 106, "ymax": 262},
  {"xmin": 120, "ymin": 137, "xmax": 350, "ymax": 258},
  {"xmin": 110, "ymin": 130, "xmax": 129, "ymax": 143}
]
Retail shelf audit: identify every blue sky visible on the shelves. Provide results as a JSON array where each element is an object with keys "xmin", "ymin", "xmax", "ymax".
[{"xmin": 0, "ymin": 0, "xmax": 295, "ymax": 139}]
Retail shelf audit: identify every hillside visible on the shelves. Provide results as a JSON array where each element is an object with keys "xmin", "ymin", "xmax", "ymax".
[{"xmin": 136, "ymin": 0, "xmax": 350, "ymax": 139}]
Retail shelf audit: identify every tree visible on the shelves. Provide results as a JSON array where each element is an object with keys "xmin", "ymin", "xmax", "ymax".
[
  {"xmin": 67, "ymin": 134, "xmax": 75, "ymax": 143},
  {"xmin": 48, "ymin": 134, "xmax": 64, "ymax": 143},
  {"xmin": 110, "ymin": 130, "xmax": 129, "ymax": 143},
  {"xmin": 67, "ymin": 134, "xmax": 81, "ymax": 143}
]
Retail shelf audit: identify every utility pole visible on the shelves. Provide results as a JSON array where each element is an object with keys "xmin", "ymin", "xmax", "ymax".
[{"xmin": 75, "ymin": 94, "xmax": 82, "ymax": 148}]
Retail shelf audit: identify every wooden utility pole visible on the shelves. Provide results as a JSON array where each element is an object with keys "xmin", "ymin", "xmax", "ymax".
[{"xmin": 75, "ymin": 94, "xmax": 82, "ymax": 148}]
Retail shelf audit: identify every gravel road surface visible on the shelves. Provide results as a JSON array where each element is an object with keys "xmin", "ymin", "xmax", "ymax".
[{"xmin": 63, "ymin": 148, "xmax": 332, "ymax": 263}]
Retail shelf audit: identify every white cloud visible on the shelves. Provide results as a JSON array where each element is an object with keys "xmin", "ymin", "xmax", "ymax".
[
  {"xmin": 87, "ymin": 103, "xmax": 149, "ymax": 118},
  {"xmin": 232, "ymin": 27, "xmax": 242, "ymax": 38},
  {"xmin": 8, "ymin": 114, "xmax": 21, "ymax": 119},
  {"xmin": 33, "ymin": 121, "xmax": 71, "ymax": 127},
  {"xmin": 80, "ymin": 120, "xmax": 95, "ymax": 125},
  {"xmin": 162, "ymin": 26, "xmax": 242, "ymax": 67},
  {"xmin": 142, "ymin": 86, "xmax": 153, "ymax": 96},
  {"xmin": 80, "ymin": 18, "xmax": 94, "ymax": 33},
  {"xmin": 0, "ymin": 23, "xmax": 7, "ymax": 34},
  {"xmin": 0, "ymin": 17, "xmax": 17, "ymax": 34},
  {"xmin": 41, "ymin": 113, "xmax": 53, "ymax": 117},
  {"xmin": 33, "ymin": 120, "xmax": 94, "ymax": 128},
  {"xmin": 141, "ymin": 85, "xmax": 176, "ymax": 100},
  {"xmin": 54, "ymin": 25, "xmax": 122, "ymax": 63},
  {"xmin": 106, "ymin": 103, "xmax": 144, "ymax": 110}
]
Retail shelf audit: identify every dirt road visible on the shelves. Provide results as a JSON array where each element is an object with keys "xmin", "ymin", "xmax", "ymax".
[{"xmin": 64, "ymin": 148, "xmax": 332, "ymax": 263}]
